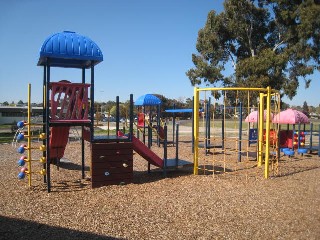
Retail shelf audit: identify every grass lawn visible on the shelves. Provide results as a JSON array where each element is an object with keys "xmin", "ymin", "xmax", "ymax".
[
  {"xmin": 0, "ymin": 125, "xmax": 12, "ymax": 129},
  {"xmin": 181, "ymin": 118, "xmax": 320, "ymax": 131},
  {"xmin": 1, "ymin": 119, "xmax": 319, "ymax": 144},
  {"xmin": 0, "ymin": 132, "xmax": 15, "ymax": 144}
]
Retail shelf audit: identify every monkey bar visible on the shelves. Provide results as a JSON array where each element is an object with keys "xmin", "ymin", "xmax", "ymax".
[{"xmin": 193, "ymin": 86, "xmax": 280, "ymax": 179}]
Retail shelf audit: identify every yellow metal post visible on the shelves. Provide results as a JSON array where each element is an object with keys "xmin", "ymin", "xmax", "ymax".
[
  {"xmin": 193, "ymin": 87, "xmax": 199, "ymax": 175},
  {"xmin": 27, "ymin": 83, "xmax": 32, "ymax": 187},
  {"xmin": 264, "ymin": 86, "xmax": 271, "ymax": 179},
  {"xmin": 258, "ymin": 92, "xmax": 264, "ymax": 167}
]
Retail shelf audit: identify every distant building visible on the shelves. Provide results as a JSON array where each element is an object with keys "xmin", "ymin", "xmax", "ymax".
[
  {"xmin": 0, "ymin": 106, "xmax": 42, "ymax": 124},
  {"xmin": 310, "ymin": 112, "xmax": 320, "ymax": 119}
]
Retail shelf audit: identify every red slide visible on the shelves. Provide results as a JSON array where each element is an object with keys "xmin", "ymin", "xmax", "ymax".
[
  {"xmin": 132, "ymin": 135, "xmax": 163, "ymax": 168},
  {"xmin": 49, "ymin": 126, "xmax": 70, "ymax": 160}
]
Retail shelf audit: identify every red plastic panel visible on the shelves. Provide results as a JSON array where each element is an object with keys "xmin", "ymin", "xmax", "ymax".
[{"xmin": 50, "ymin": 81, "xmax": 90, "ymax": 122}]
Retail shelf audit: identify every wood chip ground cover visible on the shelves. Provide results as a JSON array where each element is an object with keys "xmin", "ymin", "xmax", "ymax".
[{"xmin": 0, "ymin": 138, "xmax": 319, "ymax": 239}]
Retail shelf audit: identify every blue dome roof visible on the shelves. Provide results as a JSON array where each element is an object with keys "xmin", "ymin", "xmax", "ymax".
[
  {"xmin": 38, "ymin": 31, "xmax": 103, "ymax": 68},
  {"xmin": 134, "ymin": 94, "xmax": 162, "ymax": 106}
]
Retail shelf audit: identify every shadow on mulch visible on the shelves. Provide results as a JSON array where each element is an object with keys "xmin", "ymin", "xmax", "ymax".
[
  {"xmin": 0, "ymin": 216, "xmax": 122, "ymax": 240},
  {"xmin": 179, "ymin": 139, "xmax": 193, "ymax": 144},
  {"xmin": 41, "ymin": 163, "xmax": 194, "ymax": 191},
  {"xmin": 133, "ymin": 165, "xmax": 194, "ymax": 184},
  {"xmin": 51, "ymin": 179, "xmax": 91, "ymax": 192},
  {"xmin": 272, "ymin": 152, "xmax": 320, "ymax": 177},
  {"xmin": 196, "ymin": 165, "xmax": 234, "ymax": 175},
  {"xmin": 30, "ymin": 179, "xmax": 91, "ymax": 193},
  {"xmin": 278, "ymin": 165, "xmax": 320, "ymax": 177},
  {"xmin": 52, "ymin": 162, "xmax": 90, "ymax": 171}
]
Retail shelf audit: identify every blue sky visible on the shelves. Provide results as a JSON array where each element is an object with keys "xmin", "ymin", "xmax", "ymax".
[{"xmin": 0, "ymin": 0, "xmax": 318, "ymax": 107}]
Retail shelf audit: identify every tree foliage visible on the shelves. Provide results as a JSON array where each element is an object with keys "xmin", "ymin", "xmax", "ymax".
[
  {"xmin": 186, "ymin": 0, "xmax": 320, "ymax": 101},
  {"xmin": 302, "ymin": 100, "xmax": 309, "ymax": 115},
  {"xmin": 110, "ymin": 104, "xmax": 128, "ymax": 118},
  {"xmin": 153, "ymin": 94, "xmax": 187, "ymax": 111}
]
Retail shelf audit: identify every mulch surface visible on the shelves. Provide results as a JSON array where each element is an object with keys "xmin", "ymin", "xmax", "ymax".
[{"xmin": 1, "ymin": 136, "xmax": 320, "ymax": 239}]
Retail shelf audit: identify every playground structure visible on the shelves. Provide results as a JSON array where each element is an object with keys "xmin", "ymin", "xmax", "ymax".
[
  {"xmin": 133, "ymin": 95, "xmax": 191, "ymax": 172},
  {"xmin": 134, "ymin": 94, "xmax": 162, "ymax": 146},
  {"xmin": 245, "ymin": 110, "xmax": 271, "ymax": 146},
  {"xmin": 164, "ymin": 107, "xmax": 194, "ymax": 146},
  {"xmin": 273, "ymin": 108, "xmax": 309, "ymax": 152},
  {"xmin": 271, "ymin": 108, "xmax": 320, "ymax": 158},
  {"xmin": 276, "ymin": 122, "xmax": 320, "ymax": 157},
  {"xmin": 13, "ymin": 32, "xmax": 319, "ymax": 192},
  {"xmin": 307, "ymin": 123, "xmax": 320, "ymax": 156},
  {"xmin": 193, "ymin": 86, "xmax": 281, "ymax": 179},
  {"xmin": 14, "ymin": 31, "xmax": 190, "ymax": 192},
  {"xmin": 15, "ymin": 84, "xmax": 47, "ymax": 184},
  {"xmin": 245, "ymin": 108, "xmax": 320, "ymax": 159}
]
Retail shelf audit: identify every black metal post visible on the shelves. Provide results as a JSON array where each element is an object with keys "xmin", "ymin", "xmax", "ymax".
[
  {"xmin": 157, "ymin": 104, "xmax": 161, "ymax": 146},
  {"xmin": 292, "ymin": 124, "xmax": 295, "ymax": 150},
  {"xmin": 148, "ymin": 124, "xmax": 152, "ymax": 149},
  {"xmin": 46, "ymin": 64, "xmax": 51, "ymax": 193},
  {"xmin": 90, "ymin": 64, "xmax": 95, "ymax": 143},
  {"xmin": 143, "ymin": 107, "xmax": 146, "ymax": 144},
  {"xmin": 81, "ymin": 67, "xmax": 85, "ymax": 179},
  {"xmin": 309, "ymin": 123, "xmax": 313, "ymax": 151},
  {"xmin": 175, "ymin": 123, "xmax": 179, "ymax": 168},
  {"xmin": 172, "ymin": 104, "xmax": 175, "ymax": 145},
  {"xmin": 238, "ymin": 102, "xmax": 242, "ymax": 162},
  {"xmin": 116, "ymin": 96, "xmax": 119, "ymax": 135},
  {"xmin": 149, "ymin": 107, "xmax": 152, "ymax": 147},
  {"xmin": 298, "ymin": 123, "xmax": 301, "ymax": 149},
  {"xmin": 163, "ymin": 125, "xmax": 167, "ymax": 177},
  {"xmin": 42, "ymin": 65, "xmax": 47, "ymax": 184},
  {"xmin": 129, "ymin": 94, "xmax": 134, "ymax": 141}
]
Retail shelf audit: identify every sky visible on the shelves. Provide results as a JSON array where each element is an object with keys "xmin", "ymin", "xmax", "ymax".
[{"xmin": 0, "ymin": 0, "xmax": 319, "ymax": 107}]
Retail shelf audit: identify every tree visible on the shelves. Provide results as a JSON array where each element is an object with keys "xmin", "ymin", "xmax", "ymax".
[
  {"xmin": 104, "ymin": 100, "xmax": 117, "ymax": 114},
  {"xmin": 17, "ymin": 100, "xmax": 24, "ymax": 105},
  {"xmin": 2, "ymin": 101, "xmax": 9, "ymax": 106},
  {"xmin": 186, "ymin": 0, "xmax": 320, "ymax": 102},
  {"xmin": 302, "ymin": 100, "xmax": 310, "ymax": 116},
  {"xmin": 293, "ymin": 105, "xmax": 302, "ymax": 111},
  {"xmin": 185, "ymin": 98, "xmax": 194, "ymax": 109},
  {"xmin": 281, "ymin": 101, "xmax": 290, "ymax": 110},
  {"xmin": 308, "ymin": 105, "xmax": 316, "ymax": 113},
  {"xmin": 109, "ymin": 104, "xmax": 128, "ymax": 119}
]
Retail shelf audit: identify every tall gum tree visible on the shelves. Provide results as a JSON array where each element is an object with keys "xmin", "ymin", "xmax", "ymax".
[{"xmin": 186, "ymin": 0, "xmax": 320, "ymax": 101}]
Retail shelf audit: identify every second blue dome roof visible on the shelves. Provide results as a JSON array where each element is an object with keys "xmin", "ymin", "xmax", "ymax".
[{"xmin": 134, "ymin": 94, "xmax": 162, "ymax": 106}]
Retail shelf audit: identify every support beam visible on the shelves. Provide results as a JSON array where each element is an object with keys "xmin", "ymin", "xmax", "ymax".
[{"xmin": 193, "ymin": 87, "xmax": 199, "ymax": 175}]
